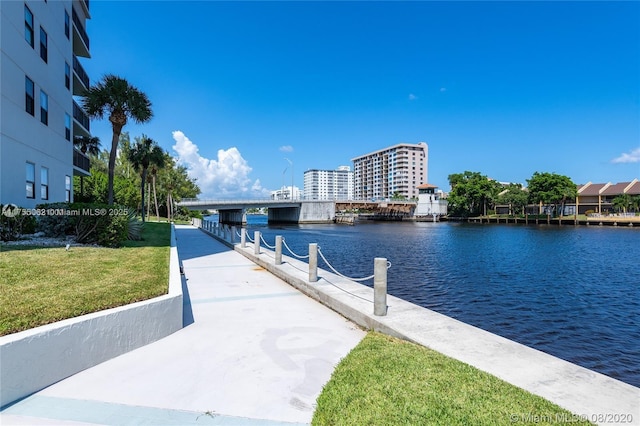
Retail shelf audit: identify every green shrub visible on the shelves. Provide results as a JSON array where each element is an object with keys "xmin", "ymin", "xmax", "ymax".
[
  {"xmin": 0, "ymin": 204, "xmax": 37, "ymax": 241},
  {"xmin": 97, "ymin": 209, "xmax": 128, "ymax": 247},
  {"xmin": 127, "ymin": 210, "xmax": 144, "ymax": 241},
  {"xmin": 36, "ymin": 202, "xmax": 75, "ymax": 237},
  {"xmin": 35, "ymin": 202, "xmax": 133, "ymax": 247}
]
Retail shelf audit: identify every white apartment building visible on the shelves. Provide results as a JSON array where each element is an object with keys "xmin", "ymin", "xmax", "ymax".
[
  {"xmin": 1, "ymin": 0, "xmax": 92, "ymax": 209},
  {"xmin": 352, "ymin": 142, "xmax": 428, "ymax": 200},
  {"xmin": 270, "ymin": 186, "xmax": 301, "ymax": 201},
  {"xmin": 303, "ymin": 166, "xmax": 354, "ymax": 200}
]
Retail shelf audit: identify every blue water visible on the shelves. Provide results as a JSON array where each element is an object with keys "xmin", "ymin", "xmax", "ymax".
[{"xmin": 213, "ymin": 215, "xmax": 640, "ymax": 387}]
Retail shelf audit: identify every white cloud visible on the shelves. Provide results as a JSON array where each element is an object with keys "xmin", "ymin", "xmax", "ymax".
[
  {"xmin": 408, "ymin": 93, "xmax": 418, "ymax": 101},
  {"xmin": 611, "ymin": 147, "xmax": 640, "ymax": 164},
  {"xmin": 279, "ymin": 145, "xmax": 294, "ymax": 152},
  {"xmin": 172, "ymin": 130, "xmax": 269, "ymax": 199}
]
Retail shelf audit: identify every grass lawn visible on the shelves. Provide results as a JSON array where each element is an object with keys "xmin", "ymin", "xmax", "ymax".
[
  {"xmin": 0, "ymin": 222, "xmax": 170, "ymax": 336},
  {"xmin": 313, "ymin": 332, "xmax": 593, "ymax": 426}
]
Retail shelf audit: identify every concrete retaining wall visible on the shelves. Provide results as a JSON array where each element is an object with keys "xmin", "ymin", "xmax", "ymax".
[
  {"xmin": 299, "ymin": 201, "xmax": 335, "ymax": 223},
  {"xmin": 0, "ymin": 225, "xmax": 183, "ymax": 408}
]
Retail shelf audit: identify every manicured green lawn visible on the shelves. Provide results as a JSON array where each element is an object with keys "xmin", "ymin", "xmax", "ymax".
[
  {"xmin": 313, "ymin": 332, "xmax": 593, "ymax": 426},
  {"xmin": 0, "ymin": 222, "xmax": 170, "ymax": 336}
]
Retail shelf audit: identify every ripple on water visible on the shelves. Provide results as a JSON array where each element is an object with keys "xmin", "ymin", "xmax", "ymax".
[{"xmin": 242, "ymin": 218, "xmax": 640, "ymax": 387}]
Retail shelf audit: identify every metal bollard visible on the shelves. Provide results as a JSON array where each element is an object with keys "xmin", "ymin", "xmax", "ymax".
[
  {"xmin": 309, "ymin": 243, "xmax": 318, "ymax": 282},
  {"xmin": 374, "ymin": 257, "xmax": 387, "ymax": 316},
  {"xmin": 241, "ymin": 228, "xmax": 246, "ymax": 248},
  {"xmin": 275, "ymin": 236, "xmax": 283, "ymax": 265},
  {"xmin": 231, "ymin": 226, "xmax": 236, "ymax": 244},
  {"xmin": 254, "ymin": 231, "xmax": 261, "ymax": 255}
]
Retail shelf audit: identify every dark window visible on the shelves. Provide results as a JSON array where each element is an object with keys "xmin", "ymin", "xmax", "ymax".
[
  {"xmin": 41, "ymin": 167, "xmax": 49, "ymax": 200},
  {"xmin": 64, "ymin": 10, "xmax": 70, "ymax": 39},
  {"xmin": 65, "ymin": 61, "xmax": 70, "ymax": 89},
  {"xmin": 26, "ymin": 163, "xmax": 35, "ymax": 198},
  {"xmin": 25, "ymin": 76, "xmax": 35, "ymax": 115},
  {"xmin": 40, "ymin": 27, "xmax": 48, "ymax": 62},
  {"xmin": 40, "ymin": 90, "xmax": 48, "ymax": 125},
  {"xmin": 25, "ymin": 5, "xmax": 34, "ymax": 47},
  {"xmin": 65, "ymin": 113, "xmax": 71, "ymax": 141}
]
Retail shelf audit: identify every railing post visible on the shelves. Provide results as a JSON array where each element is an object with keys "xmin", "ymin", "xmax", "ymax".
[
  {"xmin": 231, "ymin": 226, "xmax": 236, "ymax": 243},
  {"xmin": 275, "ymin": 236, "xmax": 283, "ymax": 265},
  {"xmin": 254, "ymin": 231, "xmax": 261, "ymax": 255},
  {"xmin": 374, "ymin": 257, "xmax": 387, "ymax": 316},
  {"xmin": 241, "ymin": 228, "xmax": 246, "ymax": 248},
  {"xmin": 309, "ymin": 243, "xmax": 318, "ymax": 282}
]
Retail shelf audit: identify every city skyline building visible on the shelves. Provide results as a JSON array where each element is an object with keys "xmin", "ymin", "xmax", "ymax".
[
  {"xmin": 303, "ymin": 166, "xmax": 353, "ymax": 201},
  {"xmin": 1, "ymin": 0, "xmax": 92, "ymax": 208},
  {"xmin": 352, "ymin": 142, "xmax": 428, "ymax": 200}
]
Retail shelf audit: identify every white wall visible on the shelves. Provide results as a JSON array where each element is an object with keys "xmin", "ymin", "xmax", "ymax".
[{"xmin": 0, "ymin": 225, "xmax": 183, "ymax": 408}]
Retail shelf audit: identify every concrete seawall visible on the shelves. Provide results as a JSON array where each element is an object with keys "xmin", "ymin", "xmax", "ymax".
[
  {"xmin": 199, "ymin": 224, "xmax": 640, "ymax": 425},
  {"xmin": 0, "ymin": 225, "xmax": 183, "ymax": 408}
]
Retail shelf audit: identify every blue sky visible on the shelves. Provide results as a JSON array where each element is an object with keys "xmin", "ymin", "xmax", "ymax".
[{"xmin": 83, "ymin": 1, "xmax": 640, "ymax": 198}]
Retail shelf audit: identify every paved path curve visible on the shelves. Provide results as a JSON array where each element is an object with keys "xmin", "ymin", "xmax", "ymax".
[{"xmin": 1, "ymin": 225, "xmax": 365, "ymax": 425}]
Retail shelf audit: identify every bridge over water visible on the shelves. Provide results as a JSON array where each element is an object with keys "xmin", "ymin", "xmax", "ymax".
[{"xmin": 178, "ymin": 199, "xmax": 417, "ymax": 224}]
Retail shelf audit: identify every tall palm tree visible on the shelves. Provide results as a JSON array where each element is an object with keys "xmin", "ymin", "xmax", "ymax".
[
  {"xmin": 81, "ymin": 75, "xmax": 153, "ymax": 205},
  {"xmin": 127, "ymin": 136, "xmax": 165, "ymax": 222},
  {"xmin": 73, "ymin": 135, "xmax": 101, "ymax": 155}
]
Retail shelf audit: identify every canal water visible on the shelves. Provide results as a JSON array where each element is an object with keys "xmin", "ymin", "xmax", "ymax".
[{"xmin": 213, "ymin": 215, "xmax": 640, "ymax": 387}]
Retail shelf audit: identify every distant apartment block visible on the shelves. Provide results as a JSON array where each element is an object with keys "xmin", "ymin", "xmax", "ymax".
[
  {"xmin": 1, "ymin": 0, "xmax": 92, "ymax": 208},
  {"xmin": 271, "ymin": 186, "xmax": 301, "ymax": 201},
  {"xmin": 303, "ymin": 166, "xmax": 353, "ymax": 200},
  {"xmin": 352, "ymin": 142, "xmax": 428, "ymax": 200}
]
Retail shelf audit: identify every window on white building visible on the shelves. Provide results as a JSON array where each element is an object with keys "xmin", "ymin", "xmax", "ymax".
[
  {"xmin": 64, "ymin": 10, "xmax": 70, "ymax": 39},
  {"xmin": 65, "ymin": 61, "xmax": 70, "ymax": 90},
  {"xmin": 65, "ymin": 175, "xmax": 71, "ymax": 202},
  {"xmin": 41, "ymin": 167, "xmax": 49, "ymax": 200},
  {"xmin": 25, "ymin": 5, "xmax": 34, "ymax": 48},
  {"xmin": 26, "ymin": 162, "xmax": 35, "ymax": 199},
  {"xmin": 40, "ymin": 90, "xmax": 48, "ymax": 125},
  {"xmin": 65, "ymin": 113, "xmax": 71, "ymax": 141},
  {"xmin": 25, "ymin": 76, "xmax": 35, "ymax": 116},
  {"xmin": 39, "ymin": 27, "xmax": 48, "ymax": 63}
]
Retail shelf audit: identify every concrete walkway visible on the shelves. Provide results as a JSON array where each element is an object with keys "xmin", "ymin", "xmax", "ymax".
[{"xmin": 0, "ymin": 225, "xmax": 366, "ymax": 425}]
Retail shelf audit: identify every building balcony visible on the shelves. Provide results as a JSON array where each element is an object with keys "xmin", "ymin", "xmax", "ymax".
[
  {"xmin": 73, "ymin": 149, "xmax": 91, "ymax": 176},
  {"xmin": 72, "ymin": 7, "xmax": 90, "ymax": 58},
  {"xmin": 73, "ymin": 100, "xmax": 90, "ymax": 137},
  {"xmin": 80, "ymin": 0, "xmax": 90, "ymax": 16},
  {"xmin": 72, "ymin": 55, "xmax": 89, "ymax": 95}
]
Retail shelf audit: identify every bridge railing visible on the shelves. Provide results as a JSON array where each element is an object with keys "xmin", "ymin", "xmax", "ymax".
[{"xmin": 194, "ymin": 217, "xmax": 391, "ymax": 316}]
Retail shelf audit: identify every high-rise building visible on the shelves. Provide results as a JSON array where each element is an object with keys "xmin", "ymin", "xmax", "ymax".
[
  {"xmin": 352, "ymin": 142, "xmax": 428, "ymax": 200},
  {"xmin": 303, "ymin": 166, "xmax": 353, "ymax": 200},
  {"xmin": 1, "ymin": 0, "xmax": 92, "ymax": 208}
]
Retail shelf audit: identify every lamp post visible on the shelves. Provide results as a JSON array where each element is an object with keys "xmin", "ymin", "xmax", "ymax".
[
  {"xmin": 282, "ymin": 166, "xmax": 288, "ymax": 200},
  {"xmin": 285, "ymin": 158, "xmax": 293, "ymax": 200}
]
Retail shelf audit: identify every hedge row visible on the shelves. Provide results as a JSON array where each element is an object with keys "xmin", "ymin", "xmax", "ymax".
[{"xmin": 0, "ymin": 203, "xmax": 142, "ymax": 247}]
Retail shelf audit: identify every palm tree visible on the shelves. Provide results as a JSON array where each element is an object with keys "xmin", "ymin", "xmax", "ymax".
[
  {"xmin": 127, "ymin": 136, "xmax": 165, "ymax": 222},
  {"xmin": 73, "ymin": 135, "xmax": 101, "ymax": 155},
  {"xmin": 81, "ymin": 75, "xmax": 152, "ymax": 205}
]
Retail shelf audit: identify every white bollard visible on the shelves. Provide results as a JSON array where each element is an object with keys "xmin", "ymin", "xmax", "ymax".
[
  {"xmin": 275, "ymin": 236, "xmax": 283, "ymax": 265},
  {"xmin": 309, "ymin": 243, "xmax": 318, "ymax": 282},
  {"xmin": 374, "ymin": 257, "xmax": 388, "ymax": 316},
  {"xmin": 254, "ymin": 231, "xmax": 261, "ymax": 255},
  {"xmin": 241, "ymin": 228, "xmax": 246, "ymax": 248},
  {"xmin": 231, "ymin": 226, "xmax": 236, "ymax": 244}
]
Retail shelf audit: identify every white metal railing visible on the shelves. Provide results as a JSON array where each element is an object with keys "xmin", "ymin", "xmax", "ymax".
[{"xmin": 196, "ymin": 218, "xmax": 391, "ymax": 316}]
